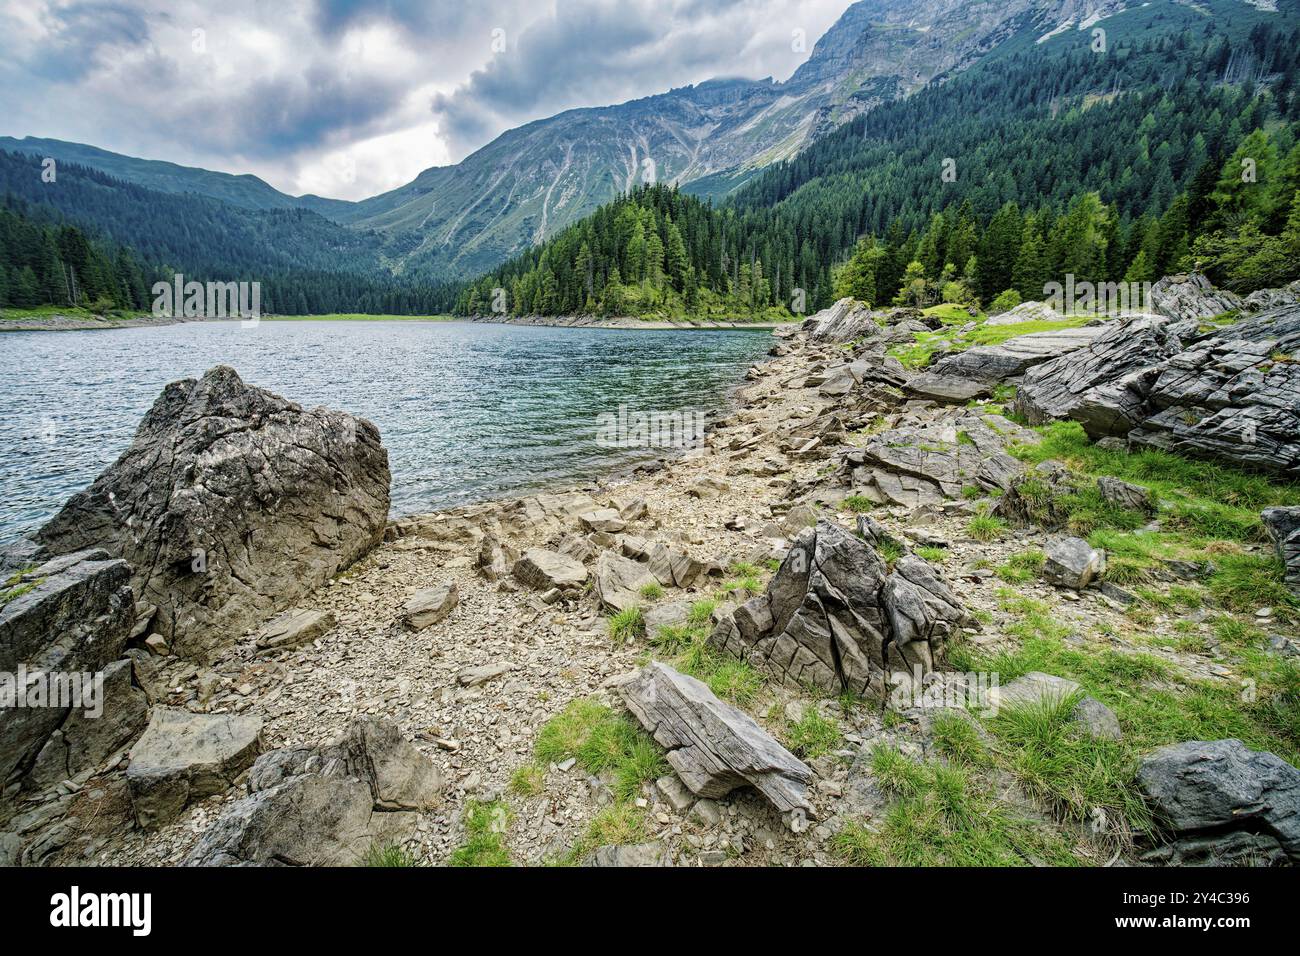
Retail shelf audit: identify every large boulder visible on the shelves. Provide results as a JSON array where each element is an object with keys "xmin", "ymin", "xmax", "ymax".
[
  {"xmin": 622, "ymin": 662, "xmax": 812, "ymax": 816},
  {"xmin": 1015, "ymin": 304, "xmax": 1300, "ymax": 477},
  {"xmin": 1262, "ymin": 507, "xmax": 1300, "ymax": 595},
  {"xmin": 804, "ymin": 298, "xmax": 880, "ymax": 344},
  {"xmin": 32, "ymin": 366, "xmax": 390, "ymax": 660},
  {"xmin": 1149, "ymin": 272, "xmax": 1244, "ymax": 322},
  {"xmin": 708, "ymin": 519, "xmax": 966, "ymax": 701},
  {"xmin": 0, "ymin": 549, "xmax": 135, "ymax": 794},
  {"xmin": 184, "ymin": 716, "xmax": 442, "ymax": 866},
  {"xmin": 1136, "ymin": 739, "xmax": 1300, "ymax": 864},
  {"xmin": 127, "ymin": 707, "xmax": 265, "ymax": 828}
]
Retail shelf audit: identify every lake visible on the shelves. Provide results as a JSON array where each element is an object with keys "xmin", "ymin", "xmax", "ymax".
[{"xmin": 0, "ymin": 320, "xmax": 773, "ymax": 546}]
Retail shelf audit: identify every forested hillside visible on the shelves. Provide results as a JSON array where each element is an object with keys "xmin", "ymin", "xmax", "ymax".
[
  {"xmin": 455, "ymin": 15, "xmax": 1300, "ymax": 318},
  {"xmin": 0, "ymin": 152, "xmax": 459, "ymax": 315}
]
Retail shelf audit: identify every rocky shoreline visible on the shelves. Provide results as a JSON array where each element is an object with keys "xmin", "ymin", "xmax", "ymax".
[{"xmin": 2, "ymin": 272, "xmax": 1299, "ymax": 868}]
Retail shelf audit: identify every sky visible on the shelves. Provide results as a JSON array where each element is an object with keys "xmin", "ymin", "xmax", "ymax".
[{"xmin": 0, "ymin": 0, "xmax": 851, "ymax": 201}]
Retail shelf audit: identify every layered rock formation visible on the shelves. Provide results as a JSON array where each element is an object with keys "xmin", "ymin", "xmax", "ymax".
[
  {"xmin": 32, "ymin": 365, "xmax": 391, "ymax": 660},
  {"xmin": 708, "ymin": 519, "xmax": 966, "ymax": 701}
]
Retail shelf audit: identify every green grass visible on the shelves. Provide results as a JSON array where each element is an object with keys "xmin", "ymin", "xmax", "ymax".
[
  {"xmin": 533, "ymin": 698, "xmax": 666, "ymax": 803},
  {"xmin": 531, "ymin": 699, "xmax": 665, "ymax": 866},
  {"xmin": 997, "ymin": 549, "xmax": 1046, "ymax": 584},
  {"xmin": 362, "ymin": 842, "xmax": 423, "ymax": 867},
  {"xmin": 608, "ymin": 606, "xmax": 646, "ymax": 643},
  {"xmin": 449, "ymin": 801, "xmax": 513, "ymax": 867},
  {"xmin": 1206, "ymin": 554, "xmax": 1297, "ymax": 614},
  {"xmin": 915, "ymin": 545, "xmax": 947, "ymax": 563},
  {"xmin": 876, "ymin": 537, "xmax": 906, "ymax": 564},
  {"xmin": 945, "ymin": 590, "xmax": 1300, "ymax": 843},
  {"xmin": 508, "ymin": 764, "xmax": 546, "ymax": 797},
  {"xmin": 639, "ymin": 582, "xmax": 664, "ymax": 600},
  {"xmin": 831, "ymin": 745, "xmax": 1079, "ymax": 866},
  {"xmin": 1011, "ymin": 421, "xmax": 1300, "ymax": 542},
  {"xmin": 964, "ymin": 317, "xmax": 1090, "ymax": 347},
  {"xmin": 967, "ymin": 513, "xmax": 1007, "ymax": 542},
  {"xmin": 785, "ymin": 709, "xmax": 843, "ymax": 759},
  {"xmin": 719, "ymin": 575, "xmax": 763, "ymax": 598},
  {"xmin": 843, "ymin": 494, "xmax": 874, "ymax": 514}
]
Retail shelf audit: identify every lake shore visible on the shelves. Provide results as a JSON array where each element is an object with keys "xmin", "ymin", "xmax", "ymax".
[{"xmin": 1, "ymin": 310, "xmax": 795, "ymax": 333}]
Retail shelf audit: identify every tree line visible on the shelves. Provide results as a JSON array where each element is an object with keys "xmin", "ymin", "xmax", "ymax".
[{"xmin": 455, "ymin": 17, "xmax": 1300, "ymax": 317}]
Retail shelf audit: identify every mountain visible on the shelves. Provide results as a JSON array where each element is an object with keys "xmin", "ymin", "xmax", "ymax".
[
  {"xmin": 0, "ymin": 136, "xmax": 355, "ymax": 220},
  {"xmin": 343, "ymin": 0, "xmax": 1146, "ymax": 281},
  {"xmin": 454, "ymin": 0, "xmax": 1300, "ymax": 318},
  {"xmin": 2, "ymin": 0, "xmax": 1292, "ymax": 300}
]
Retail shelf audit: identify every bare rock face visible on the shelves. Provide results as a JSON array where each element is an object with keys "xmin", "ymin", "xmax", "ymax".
[
  {"xmin": 401, "ymin": 583, "xmax": 459, "ymax": 630},
  {"xmin": 127, "ymin": 707, "xmax": 265, "ymax": 828},
  {"xmin": 32, "ymin": 366, "xmax": 390, "ymax": 661},
  {"xmin": 622, "ymin": 662, "xmax": 812, "ymax": 816},
  {"xmin": 1015, "ymin": 304, "xmax": 1300, "ymax": 477},
  {"xmin": 804, "ymin": 298, "xmax": 881, "ymax": 344},
  {"xmin": 1149, "ymin": 272, "xmax": 1244, "ymax": 322},
  {"xmin": 0, "ymin": 549, "xmax": 135, "ymax": 793},
  {"xmin": 708, "ymin": 519, "xmax": 965, "ymax": 701},
  {"xmin": 184, "ymin": 716, "xmax": 442, "ymax": 866},
  {"xmin": 925, "ymin": 325, "xmax": 1107, "ymax": 382}
]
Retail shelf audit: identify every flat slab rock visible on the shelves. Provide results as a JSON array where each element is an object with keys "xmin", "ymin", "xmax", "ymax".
[
  {"xmin": 513, "ymin": 548, "xmax": 588, "ymax": 591},
  {"xmin": 257, "ymin": 607, "xmax": 335, "ymax": 651},
  {"xmin": 402, "ymin": 582, "xmax": 459, "ymax": 630},
  {"xmin": 127, "ymin": 707, "xmax": 264, "ymax": 828},
  {"xmin": 622, "ymin": 661, "xmax": 812, "ymax": 816}
]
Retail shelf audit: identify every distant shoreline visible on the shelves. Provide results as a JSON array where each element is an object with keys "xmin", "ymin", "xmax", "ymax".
[{"xmin": 1, "ymin": 311, "xmax": 794, "ymax": 332}]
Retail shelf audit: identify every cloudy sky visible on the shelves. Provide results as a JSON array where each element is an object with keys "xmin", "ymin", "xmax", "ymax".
[{"xmin": 0, "ymin": 0, "xmax": 851, "ymax": 201}]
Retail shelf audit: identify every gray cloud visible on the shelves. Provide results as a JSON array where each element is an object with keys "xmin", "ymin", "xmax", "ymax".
[{"xmin": 0, "ymin": 0, "xmax": 850, "ymax": 198}]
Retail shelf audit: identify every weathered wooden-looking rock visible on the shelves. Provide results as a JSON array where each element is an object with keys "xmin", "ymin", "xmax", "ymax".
[
  {"xmin": 622, "ymin": 662, "xmax": 812, "ymax": 815},
  {"xmin": 32, "ymin": 365, "xmax": 390, "ymax": 660}
]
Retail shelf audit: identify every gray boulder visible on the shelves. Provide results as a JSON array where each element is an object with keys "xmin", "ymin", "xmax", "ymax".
[
  {"xmin": 127, "ymin": 708, "xmax": 265, "ymax": 828},
  {"xmin": 1262, "ymin": 507, "xmax": 1300, "ymax": 595},
  {"xmin": 1042, "ymin": 536, "xmax": 1105, "ymax": 590},
  {"xmin": 805, "ymin": 298, "xmax": 880, "ymax": 344},
  {"xmin": 926, "ymin": 325, "xmax": 1107, "ymax": 382},
  {"xmin": 594, "ymin": 552, "xmax": 658, "ymax": 614},
  {"xmin": 32, "ymin": 366, "xmax": 390, "ymax": 661},
  {"xmin": 513, "ymin": 548, "xmax": 587, "ymax": 591},
  {"xmin": 1149, "ymin": 272, "xmax": 1244, "ymax": 321},
  {"xmin": 257, "ymin": 607, "xmax": 335, "ymax": 651},
  {"xmin": 185, "ymin": 716, "xmax": 442, "ymax": 866},
  {"xmin": 26, "ymin": 658, "xmax": 149, "ymax": 792},
  {"xmin": 1015, "ymin": 304, "xmax": 1300, "ymax": 477},
  {"xmin": 1136, "ymin": 739, "xmax": 1300, "ymax": 863},
  {"xmin": 622, "ymin": 662, "xmax": 812, "ymax": 816},
  {"xmin": 588, "ymin": 842, "xmax": 670, "ymax": 866}
]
